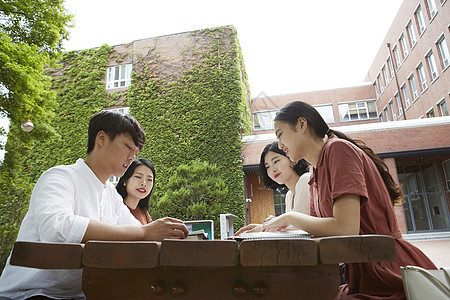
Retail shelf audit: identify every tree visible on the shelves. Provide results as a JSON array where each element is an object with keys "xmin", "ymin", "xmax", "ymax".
[
  {"xmin": 0, "ymin": 0, "xmax": 72, "ymax": 273},
  {"xmin": 0, "ymin": 0, "xmax": 72, "ymax": 128},
  {"xmin": 158, "ymin": 159, "xmax": 228, "ymax": 233}
]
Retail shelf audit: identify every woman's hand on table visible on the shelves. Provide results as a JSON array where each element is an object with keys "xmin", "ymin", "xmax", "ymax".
[
  {"xmin": 234, "ymin": 224, "xmax": 263, "ymax": 236},
  {"xmin": 262, "ymin": 214, "xmax": 290, "ymax": 231}
]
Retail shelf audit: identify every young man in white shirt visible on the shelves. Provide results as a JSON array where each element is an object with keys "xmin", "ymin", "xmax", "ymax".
[{"xmin": 0, "ymin": 110, "xmax": 188, "ymax": 300}]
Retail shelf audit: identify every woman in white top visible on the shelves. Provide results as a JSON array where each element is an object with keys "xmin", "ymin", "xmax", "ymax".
[
  {"xmin": 237, "ymin": 141, "xmax": 311, "ymax": 233},
  {"xmin": 260, "ymin": 141, "xmax": 311, "ymax": 215}
]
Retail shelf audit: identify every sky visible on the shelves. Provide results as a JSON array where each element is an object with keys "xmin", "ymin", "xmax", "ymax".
[
  {"xmin": 1, "ymin": 0, "xmax": 404, "ymax": 161},
  {"xmin": 62, "ymin": 0, "xmax": 403, "ymax": 96}
]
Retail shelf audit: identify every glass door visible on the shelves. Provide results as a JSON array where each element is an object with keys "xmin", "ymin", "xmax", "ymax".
[{"xmin": 399, "ymin": 163, "xmax": 450, "ymax": 232}]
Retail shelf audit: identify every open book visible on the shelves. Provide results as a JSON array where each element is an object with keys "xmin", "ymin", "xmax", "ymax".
[{"xmin": 232, "ymin": 229, "xmax": 311, "ymax": 240}]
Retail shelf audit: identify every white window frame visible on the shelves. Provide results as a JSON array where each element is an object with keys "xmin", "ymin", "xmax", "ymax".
[
  {"xmin": 399, "ymin": 34, "xmax": 408, "ymax": 59},
  {"xmin": 377, "ymin": 74, "xmax": 384, "ymax": 93},
  {"xmin": 314, "ymin": 104, "xmax": 335, "ymax": 124},
  {"xmin": 437, "ymin": 98, "xmax": 449, "ymax": 116},
  {"xmin": 373, "ymin": 81, "xmax": 379, "ymax": 99},
  {"xmin": 437, "ymin": 35, "xmax": 450, "ymax": 69},
  {"xmin": 393, "ymin": 45, "xmax": 401, "ymax": 69},
  {"xmin": 338, "ymin": 100, "xmax": 378, "ymax": 122},
  {"xmin": 406, "ymin": 20, "xmax": 417, "ymax": 48},
  {"xmin": 108, "ymin": 106, "xmax": 130, "ymax": 115},
  {"xmin": 417, "ymin": 63, "xmax": 428, "ymax": 92},
  {"xmin": 426, "ymin": 0, "xmax": 438, "ymax": 19},
  {"xmin": 106, "ymin": 106, "xmax": 130, "ymax": 184},
  {"xmin": 387, "ymin": 56, "xmax": 394, "ymax": 79},
  {"xmin": 395, "ymin": 92, "xmax": 403, "ymax": 117},
  {"xmin": 382, "ymin": 65, "xmax": 389, "ymax": 86},
  {"xmin": 401, "ymin": 83, "xmax": 411, "ymax": 108},
  {"xmin": 253, "ymin": 110, "xmax": 278, "ymax": 131},
  {"xmin": 408, "ymin": 73, "xmax": 419, "ymax": 101},
  {"xmin": 415, "ymin": 5, "xmax": 426, "ymax": 35},
  {"xmin": 383, "ymin": 106, "xmax": 390, "ymax": 122},
  {"xmin": 426, "ymin": 50, "xmax": 438, "ymax": 81},
  {"xmin": 389, "ymin": 99, "xmax": 397, "ymax": 121},
  {"xmin": 443, "ymin": 159, "xmax": 450, "ymax": 191},
  {"xmin": 426, "ymin": 107, "xmax": 435, "ymax": 118},
  {"xmin": 106, "ymin": 64, "xmax": 132, "ymax": 89}
]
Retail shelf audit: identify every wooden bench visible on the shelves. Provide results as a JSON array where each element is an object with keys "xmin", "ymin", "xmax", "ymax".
[{"xmin": 10, "ymin": 235, "xmax": 396, "ymax": 299}]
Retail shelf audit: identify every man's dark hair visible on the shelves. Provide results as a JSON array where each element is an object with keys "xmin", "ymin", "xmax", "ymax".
[{"xmin": 87, "ymin": 110, "xmax": 145, "ymax": 154}]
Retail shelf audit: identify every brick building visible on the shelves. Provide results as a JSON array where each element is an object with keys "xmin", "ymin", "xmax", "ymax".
[{"xmin": 242, "ymin": 0, "xmax": 450, "ymax": 235}]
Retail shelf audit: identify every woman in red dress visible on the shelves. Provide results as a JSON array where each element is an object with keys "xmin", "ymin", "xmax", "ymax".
[
  {"xmin": 262, "ymin": 101, "xmax": 437, "ymax": 299},
  {"xmin": 116, "ymin": 158, "xmax": 154, "ymax": 224}
]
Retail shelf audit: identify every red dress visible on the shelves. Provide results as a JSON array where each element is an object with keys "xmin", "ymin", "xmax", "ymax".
[
  {"xmin": 309, "ymin": 135, "xmax": 437, "ymax": 299},
  {"xmin": 127, "ymin": 206, "xmax": 152, "ymax": 225}
]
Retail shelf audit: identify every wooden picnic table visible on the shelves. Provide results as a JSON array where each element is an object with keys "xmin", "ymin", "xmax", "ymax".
[{"xmin": 10, "ymin": 235, "xmax": 396, "ymax": 299}]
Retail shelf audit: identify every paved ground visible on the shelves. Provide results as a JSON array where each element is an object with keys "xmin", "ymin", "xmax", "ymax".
[{"xmin": 409, "ymin": 239, "xmax": 450, "ymax": 268}]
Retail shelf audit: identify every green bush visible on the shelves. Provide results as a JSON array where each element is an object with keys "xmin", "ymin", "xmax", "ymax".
[{"xmin": 158, "ymin": 159, "xmax": 228, "ymax": 235}]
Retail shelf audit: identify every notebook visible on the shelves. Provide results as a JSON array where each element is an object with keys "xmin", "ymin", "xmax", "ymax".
[{"xmin": 231, "ymin": 230, "xmax": 311, "ymax": 240}]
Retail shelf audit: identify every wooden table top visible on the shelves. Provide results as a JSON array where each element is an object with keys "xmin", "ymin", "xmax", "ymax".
[{"xmin": 10, "ymin": 235, "xmax": 397, "ymax": 270}]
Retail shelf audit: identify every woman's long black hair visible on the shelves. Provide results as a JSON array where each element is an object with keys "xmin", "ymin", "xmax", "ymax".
[
  {"xmin": 259, "ymin": 141, "xmax": 310, "ymax": 190},
  {"xmin": 274, "ymin": 101, "xmax": 402, "ymax": 204},
  {"xmin": 116, "ymin": 158, "xmax": 155, "ymax": 210}
]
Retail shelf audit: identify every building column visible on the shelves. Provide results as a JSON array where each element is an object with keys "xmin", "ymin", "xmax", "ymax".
[{"xmin": 384, "ymin": 157, "xmax": 408, "ymax": 234}]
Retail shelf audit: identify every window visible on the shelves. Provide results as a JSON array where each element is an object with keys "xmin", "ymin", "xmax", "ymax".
[
  {"xmin": 399, "ymin": 34, "xmax": 408, "ymax": 59},
  {"xmin": 437, "ymin": 99, "xmax": 449, "ymax": 116},
  {"xmin": 387, "ymin": 56, "xmax": 394, "ymax": 79},
  {"xmin": 373, "ymin": 82, "xmax": 379, "ymax": 99},
  {"xmin": 426, "ymin": 51, "xmax": 439, "ymax": 81},
  {"xmin": 407, "ymin": 21, "xmax": 417, "ymax": 47},
  {"xmin": 253, "ymin": 110, "xmax": 278, "ymax": 130},
  {"xmin": 443, "ymin": 159, "xmax": 450, "ymax": 190},
  {"xmin": 383, "ymin": 106, "xmax": 390, "ymax": 121},
  {"xmin": 393, "ymin": 45, "xmax": 401, "ymax": 69},
  {"xmin": 106, "ymin": 64, "xmax": 132, "ymax": 89},
  {"xmin": 408, "ymin": 74, "xmax": 419, "ymax": 100},
  {"xmin": 426, "ymin": 107, "xmax": 435, "ymax": 118},
  {"xmin": 338, "ymin": 100, "xmax": 378, "ymax": 122},
  {"xmin": 415, "ymin": 5, "xmax": 426, "ymax": 35},
  {"xmin": 395, "ymin": 93, "xmax": 403, "ymax": 117},
  {"xmin": 273, "ymin": 187, "xmax": 288, "ymax": 216},
  {"xmin": 314, "ymin": 104, "xmax": 335, "ymax": 123},
  {"xmin": 108, "ymin": 106, "xmax": 130, "ymax": 115},
  {"xmin": 389, "ymin": 99, "xmax": 397, "ymax": 121},
  {"xmin": 401, "ymin": 84, "xmax": 411, "ymax": 108},
  {"xmin": 417, "ymin": 63, "xmax": 428, "ymax": 91},
  {"xmin": 377, "ymin": 74, "xmax": 384, "ymax": 93},
  {"xmin": 108, "ymin": 176, "xmax": 120, "ymax": 185},
  {"xmin": 437, "ymin": 36, "xmax": 449, "ymax": 69},
  {"xmin": 379, "ymin": 112, "xmax": 384, "ymax": 122},
  {"xmin": 106, "ymin": 106, "xmax": 130, "ymax": 184},
  {"xmin": 426, "ymin": 0, "xmax": 438, "ymax": 19},
  {"xmin": 382, "ymin": 65, "xmax": 389, "ymax": 86}
]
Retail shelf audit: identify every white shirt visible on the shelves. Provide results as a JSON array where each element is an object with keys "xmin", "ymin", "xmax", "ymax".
[
  {"xmin": 0, "ymin": 159, "xmax": 140, "ymax": 300},
  {"xmin": 285, "ymin": 173, "xmax": 311, "ymax": 215}
]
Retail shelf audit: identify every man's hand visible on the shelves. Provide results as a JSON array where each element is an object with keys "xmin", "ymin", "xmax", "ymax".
[{"xmin": 142, "ymin": 217, "xmax": 189, "ymax": 241}]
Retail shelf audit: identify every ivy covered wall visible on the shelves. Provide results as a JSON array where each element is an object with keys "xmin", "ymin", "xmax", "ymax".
[{"xmin": 0, "ymin": 25, "xmax": 251, "ymax": 267}]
